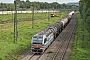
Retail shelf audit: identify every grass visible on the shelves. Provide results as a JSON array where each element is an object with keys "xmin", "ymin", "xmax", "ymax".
[
  {"xmin": 0, "ymin": 13, "xmax": 48, "ymax": 23},
  {"xmin": 69, "ymin": 14, "xmax": 90, "ymax": 60},
  {"xmin": 0, "ymin": 12, "xmax": 67, "ymax": 23},
  {"xmin": 48, "ymin": 50, "xmax": 53, "ymax": 54},
  {"xmin": 0, "ymin": 12, "xmax": 68, "ymax": 60}
]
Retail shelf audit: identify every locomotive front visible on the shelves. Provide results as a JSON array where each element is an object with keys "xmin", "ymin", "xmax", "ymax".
[{"xmin": 31, "ymin": 35, "xmax": 45, "ymax": 53}]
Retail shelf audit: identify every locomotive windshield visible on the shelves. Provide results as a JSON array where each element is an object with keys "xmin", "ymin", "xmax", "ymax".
[{"xmin": 32, "ymin": 36, "xmax": 43, "ymax": 44}]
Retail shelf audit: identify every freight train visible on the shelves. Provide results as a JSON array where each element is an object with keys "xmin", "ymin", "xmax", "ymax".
[{"xmin": 31, "ymin": 11, "xmax": 75, "ymax": 53}]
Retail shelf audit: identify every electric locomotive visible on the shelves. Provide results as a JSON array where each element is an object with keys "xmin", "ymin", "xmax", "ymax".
[{"xmin": 31, "ymin": 29, "xmax": 54, "ymax": 53}]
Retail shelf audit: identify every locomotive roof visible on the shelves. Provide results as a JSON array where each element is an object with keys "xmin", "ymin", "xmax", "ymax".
[{"xmin": 33, "ymin": 29, "xmax": 52, "ymax": 37}]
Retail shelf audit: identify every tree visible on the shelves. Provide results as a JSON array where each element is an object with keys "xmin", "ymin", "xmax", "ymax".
[
  {"xmin": 26, "ymin": 0, "xmax": 30, "ymax": 9},
  {"xmin": 79, "ymin": 0, "xmax": 90, "ymax": 34},
  {"xmin": 7, "ymin": 4, "xmax": 14, "ymax": 11}
]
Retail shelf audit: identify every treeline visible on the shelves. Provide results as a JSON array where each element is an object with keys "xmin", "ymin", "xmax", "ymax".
[
  {"xmin": 79, "ymin": 0, "xmax": 90, "ymax": 34},
  {"xmin": 0, "ymin": 0, "xmax": 77, "ymax": 11}
]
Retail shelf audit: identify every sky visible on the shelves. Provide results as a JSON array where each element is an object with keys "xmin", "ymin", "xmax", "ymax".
[{"xmin": 0, "ymin": 0, "xmax": 80, "ymax": 4}]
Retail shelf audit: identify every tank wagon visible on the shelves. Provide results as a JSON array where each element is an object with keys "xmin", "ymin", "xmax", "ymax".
[{"xmin": 31, "ymin": 11, "xmax": 75, "ymax": 53}]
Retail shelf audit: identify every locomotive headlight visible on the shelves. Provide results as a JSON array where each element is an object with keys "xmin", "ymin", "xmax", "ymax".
[{"xmin": 31, "ymin": 47, "xmax": 34, "ymax": 49}]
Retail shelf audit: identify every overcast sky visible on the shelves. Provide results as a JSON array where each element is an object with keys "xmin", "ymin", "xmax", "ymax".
[{"xmin": 0, "ymin": 0, "xmax": 80, "ymax": 4}]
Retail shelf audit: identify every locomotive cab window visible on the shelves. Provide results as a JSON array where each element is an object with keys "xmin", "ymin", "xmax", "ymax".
[{"xmin": 33, "ymin": 36, "xmax": 43, "ymax": 44}]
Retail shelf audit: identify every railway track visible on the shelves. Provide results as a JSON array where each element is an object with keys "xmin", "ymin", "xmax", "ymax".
[
  {"xmin": 29, "ymin": 54, "xmax": 41, "ymax": 60},
  {"xmin": 51, "ymin": 14, "xmax": 78, "ymax": 60},
  {"xmin": 21, "ymin": 52, "xmax": 44, "ymax": 60},
  {"xmin": 52, "ymin": 31, "xmax": 70, "ymax": 60}
]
